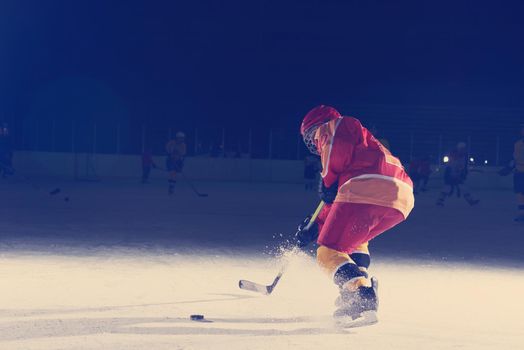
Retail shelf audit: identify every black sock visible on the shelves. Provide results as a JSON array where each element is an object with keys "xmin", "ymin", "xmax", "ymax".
[{"xmin": 334, "ymin": 262, "xmax": 367, "ymax": 288}]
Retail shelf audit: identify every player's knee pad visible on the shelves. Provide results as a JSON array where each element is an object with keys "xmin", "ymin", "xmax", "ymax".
[
  {"xmin": 350, "ymin": 242, "xmax": 371, "ymax": 270},
  {"xmin": 350, "ymin": 253, "xmax": 371, "ymax": 270}
]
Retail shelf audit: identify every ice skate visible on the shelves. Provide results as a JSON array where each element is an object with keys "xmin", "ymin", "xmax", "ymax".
[
  {"xmin": 436, "ymin": 192, "xmax": 447, "ymax": 206},
  {"xmin": 168, "ymin": 180, "xmax": 176, "ymax": 195},
  {"xmin": 464, "ymin": 193, "xmax": 479, "ymax": 206},
  {"xmin": 334, "ymin": 277, "xmax": 379, "ymax": 328}
]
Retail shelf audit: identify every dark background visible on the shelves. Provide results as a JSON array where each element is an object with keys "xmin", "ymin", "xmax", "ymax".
[{"xmin": 1, "ymin": 0, "xmax": 523, "ymax": 160}]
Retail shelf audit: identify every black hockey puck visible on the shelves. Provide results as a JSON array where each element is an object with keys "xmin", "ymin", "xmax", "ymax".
[
  {"xmin": 64, "ymin": 197, "xmax": 70, "ymax": 202},
  {"xmin": 190, "ymin": 314, "xmax": 204, "ymax": 321}
]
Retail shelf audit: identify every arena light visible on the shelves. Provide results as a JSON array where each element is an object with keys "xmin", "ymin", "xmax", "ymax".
[
  {"xmin": 443, "ymin": 156, "xmax": 449, "ymax": 163},
  {"xmin": 469, "ymin": 157, "xmax": 475, "ymax": 163},
  {"xmin": 484, "ymin": 160, "xmax": 488, "ymax": 165}
]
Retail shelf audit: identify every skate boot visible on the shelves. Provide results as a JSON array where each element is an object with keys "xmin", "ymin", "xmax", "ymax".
[
  {"xmin": 514, "ymin": 214, "xmax": 524, "ymax": 222},
  {"xmin": 168, "ymin": 180, "xmax": 176, "ymax": 195},
  {"xmin": 436, "ymin": 192, "xmax": 447, "ymax": 206},
  {"xmin": 464, "ymin": 193, "xmax": 480, "ymax": 206},
  {"xmin": 334, "ymin": 277, "xmax": 379, "ymax": 328}
]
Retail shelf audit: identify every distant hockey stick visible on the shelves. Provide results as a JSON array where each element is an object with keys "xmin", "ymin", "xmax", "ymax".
[
  {"xmin": 180, "ymin": 172, "xmax": 208, "ymax": 197},
  {"xmin": 0, "ymin": 160, "xmax": 70, "ymax": 201},
  {"xmin": 238, "ymin": 201, "xmax": 325, "ymax": 295},
  {"xmin": 153, "ymin": 165, "xmax": 208, "ymax": 197}
]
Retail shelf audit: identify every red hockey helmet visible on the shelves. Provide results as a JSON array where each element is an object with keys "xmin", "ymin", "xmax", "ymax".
[
  {"xmin": 300, "ymin": 105, "xmax": 341, "ymax": 136},
  {"xmin": 300, "ymin": 105, "xmax": 341, "ymax": 155}
]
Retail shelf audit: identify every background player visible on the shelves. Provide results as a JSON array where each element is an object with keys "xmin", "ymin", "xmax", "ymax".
[
  {"xmin": 165, "ymin": 132, "xmax": 187, "ymax": 195},
  {"xmin": 436, "ymin": 142, "xmax": 479, "ymax": 206},
  {"xmin": 296, "ymin": 105, "xmax": 414, "ymax": 325},
  {"xmin": 514, "ymin": 124, "xmax": 524, "ymax": 222},
  {"xmin": 409, "ymin": 155, "xmax": 432, "ymax": 194},
  {"xmin": 141, "ymin": 147, "xmax": 156, "ymax": 184},
  {"xmin": 0, "ymin": 122, "xmax": 13, "ymax": 178},
  {"xmin": 304, "ymin": 154, "xmax": 321, "ymax": 191}
]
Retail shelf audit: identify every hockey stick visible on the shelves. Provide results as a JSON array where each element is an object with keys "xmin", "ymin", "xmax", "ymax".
[
  {"xmin": 238, "ymin": 201, "xmax": 325, "ymax": 295},
  {"xmin": 0, "ymin": 160, "xmax": 71, "ymax": 200},
  {"xmin": 180, "ymin": 172, "xmax": 208, "ymax": 197},
  {"xmin": 238, "ymin": 264, "xmax": 287, "ymax": 295},
  {"xmin": 152, "ymin": 164, "xmax": 208, "ymax": 197}
]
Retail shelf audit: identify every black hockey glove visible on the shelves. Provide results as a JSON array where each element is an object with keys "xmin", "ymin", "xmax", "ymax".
[
  {"xmin": 319, "ymin": 179, "xmax": 338, "ymax": 204},
  {"xmin": 294, "ymin": 215, "xmax": 319, "ymax": 248}
]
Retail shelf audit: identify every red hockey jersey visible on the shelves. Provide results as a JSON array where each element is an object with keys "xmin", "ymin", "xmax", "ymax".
[{"xmin": 315, "ymin": 117, "xmax": 414, "ymax": 218}]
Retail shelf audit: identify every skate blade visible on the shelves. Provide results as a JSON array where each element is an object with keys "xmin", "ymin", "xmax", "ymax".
[{"xmin": 335, "ymin": 310, "xmax": 378, "ymax": 329}]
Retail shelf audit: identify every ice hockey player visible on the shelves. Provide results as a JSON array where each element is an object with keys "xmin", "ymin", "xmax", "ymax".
[
  {"xmin": 304, "ymin": 154, "xmax": 321, "ymax": 191},
  {"xmin": 436, "ymin": 142, "xmax": 479, "ymax": 206},
  {"xmin": 165, "ymin": 132, "xmax": 187, "ymax": 194},
  {"xmin": 513, "ymin": 124, "xmax": 524, "ymax": 222},
  {"xmin": 295, "ymin": 105, "xmax": 414, "ymax": 325},
  {"xmin": 141, "ymin": 147, "xmax": 157, "ymax": 184},
  {"xmin": 409, "ymin": 155, "xmax": 432, "ymax": 194},
  {"xmin": 0, "ymin": 122, "xmax": 13, "ymax": 178}
]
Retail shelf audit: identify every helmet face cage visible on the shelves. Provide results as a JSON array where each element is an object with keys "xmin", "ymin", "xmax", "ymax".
[{"xmin": 303, "ymin": 125, "xmax": 320, "ymax": 155}]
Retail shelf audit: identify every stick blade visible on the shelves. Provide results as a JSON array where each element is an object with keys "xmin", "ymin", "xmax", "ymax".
[
  {"xmin": 335, "ymin": 311, "xmax": 378, "ymax": 329},
  {"xmin": 238, "ymin": 279, "xmax": 271, "ymax": 295}
]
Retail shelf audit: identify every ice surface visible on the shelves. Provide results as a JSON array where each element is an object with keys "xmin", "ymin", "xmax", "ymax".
[{"xmin": 0, "ymin": 178, "xmax": 523, "ymax": 349}]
